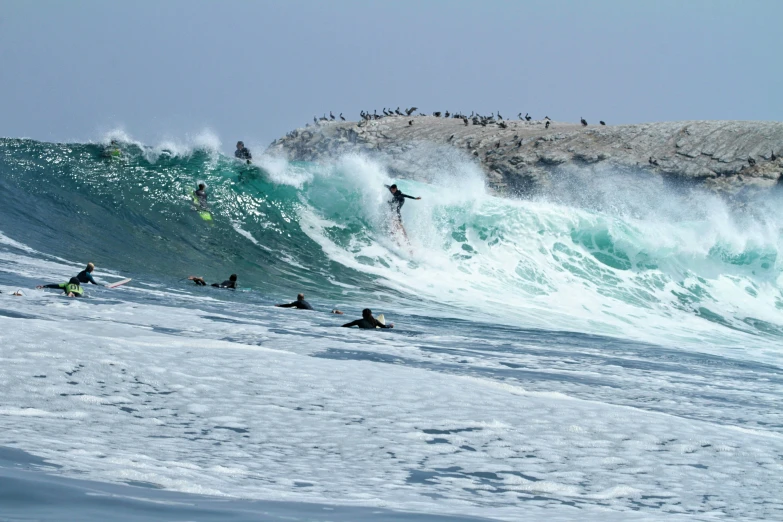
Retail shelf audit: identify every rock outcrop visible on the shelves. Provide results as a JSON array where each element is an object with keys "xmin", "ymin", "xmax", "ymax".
[{"xmin": 266, "ymin": 117, "xmax": 783, "ymax": 196}]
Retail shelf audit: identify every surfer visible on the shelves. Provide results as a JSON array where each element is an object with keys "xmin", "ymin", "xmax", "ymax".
[
  {"xmin": 385, "ymin": 184, "xmax": 421, "ymax": 241},
  {"xmin": 101, "ymin": 139, "xmax": 121, "ymax": 158},
  {"xmin": 235, "ymin": 141, "xmax": 252, "ymax": 164},
  {"xmin": 194, "ymin": 184, "xmax": 208, "ymax": 209},
  {"xmin": 341, "ymin": 308, "xmax": 394, "ymax": 329},
  {"xmin": 76, "ymin": 262, "xmax": 102, "ymax": 286},
  {"xmin": 188, "ymin": 274, "xmax": 237, "ymax": 289},
  {"xmin": 275, "ymin": 293, "xmax": 313, "ymax": 310},
  {"xmin": 36, "ymin": 277, "xmax": 84, "ymax": 297},
  {"xmin": 275, "ymin": 293, "xmax": 344, "ymax": 314}
]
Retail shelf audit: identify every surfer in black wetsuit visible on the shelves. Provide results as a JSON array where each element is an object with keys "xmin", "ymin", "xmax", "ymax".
[
  {"xmin": 194, "ymin": 184, "xmax": 208, "ymax": 209},
  {"xmin": 275, "ymin": 293, "xmax": 344, "ymax": 314},
  {"xmin": 188, "ymin": 274, "xmax": 237, "ymax": 289},
  {"xmin": 341, "ymin": 308, "xmax": 393, "ymax": 329},
  {"xmin": 36, "ymin": 277, "xmax": 84, "ymax": 297},
  {"xmin": 235, "ymin": 141, "xmax": 252, "ymax": 164},
  {"xmin": 76, "ymin": 262, "xmax": 102, "ymax": 286},
  {"xmin": 385, "ymin": 184, "xmax": 421, "ymax": 241}
]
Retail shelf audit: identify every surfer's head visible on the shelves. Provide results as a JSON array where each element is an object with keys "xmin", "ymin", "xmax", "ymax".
[
  {"xmin": 198, "ymin": 183, "xmax": 205, "ymax": 190},
  {"xmin": 236, "ymin": 141, "xmax": 244, "ymax": 149},
  {"xmin": 297, "ymin": 293, "xmax": 305, "ymax": 301},
  {"xmin": 69, "ymin": 277, "xmax": 81, "ymax": 286},
  {"xmin": 86, "ymin": 262, "xmax": 95, "ymax": 272},
  {"xmin": 229, "ymin": 274, "xmax": 237, "ymax": 282},
  {"xmin": 389, "ymin": 184, "xmax": 398, "ymax": 194},
  {"xmin": 362, "ymin": 308, "xmax": 372, "ymax": 319}
]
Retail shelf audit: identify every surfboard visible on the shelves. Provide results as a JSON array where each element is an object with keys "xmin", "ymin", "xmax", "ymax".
[
  {"xmin": 107, "ymin": 278, "xmax": 131, "ymax": 289},
  {"xmin": 376, "ymin": 314, "xmax": 386, "ymax": 328}
]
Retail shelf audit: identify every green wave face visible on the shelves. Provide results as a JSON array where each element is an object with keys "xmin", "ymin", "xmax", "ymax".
[{"xmin": 1, "ymin": 138, "xmax": 781, "ymax": 344}]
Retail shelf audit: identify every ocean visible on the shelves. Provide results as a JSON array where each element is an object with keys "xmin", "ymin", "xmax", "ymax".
[{"xmin": 1, "ymin": 135, "xmax": 781, "ymax": 521}]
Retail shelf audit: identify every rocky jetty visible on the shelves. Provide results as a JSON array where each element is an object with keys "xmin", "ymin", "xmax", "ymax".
[{"xmin": 266, "ymin": 117, "xmax": 783, "ymax": 196}]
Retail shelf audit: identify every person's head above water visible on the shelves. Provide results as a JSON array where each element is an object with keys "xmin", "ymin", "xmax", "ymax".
[
  {"xmin": 229, "ymin": 274, "xmax": 237, "ymax": 282},
  {"xmin": 86, "ymin": 262, "xmax": 95, "ymax": 273},
  {"xmin": 236, "ymin": 141, "xmax": 245, "ymax": 149},
  {"xmin": 198, "ymin": 183, "xmax": 205, "ymax": 190},
  {"xmin": 362, "ymin": 308, "xmax": 373, "ymax": 319},
  {"xmin": 297, "ymin": 293, "xmax": 305, "ymax": 301},
  {"xmin": 69, "ymin": 277, "xmax": 81, "ymax": 286},
  {"xmin": 388, "ymin": 184, "xmax": 398, "ymax": 194}
]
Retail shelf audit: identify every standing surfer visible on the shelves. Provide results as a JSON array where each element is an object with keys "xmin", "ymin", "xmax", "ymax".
[{"xmin": 385, "ymin": 184, "xmax": 421, "ymax": 242}]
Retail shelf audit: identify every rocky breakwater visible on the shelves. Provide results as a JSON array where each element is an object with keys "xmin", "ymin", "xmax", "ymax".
[{"xmin": 266, "ymin": 116, "xmax": 783, "ymax": 196}]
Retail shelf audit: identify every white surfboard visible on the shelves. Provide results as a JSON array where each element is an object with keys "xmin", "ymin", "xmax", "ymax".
[
  {"xmin": 107, "ymin": 278, "xmax": 131, "ymax": 289},
  {"xmin": 375, "ymin": 314, "xmax": 386, "ymax": 328}
]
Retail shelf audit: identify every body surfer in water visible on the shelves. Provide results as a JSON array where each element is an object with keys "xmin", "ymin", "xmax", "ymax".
[{"xmin": 385, "ymin": 184, "xmax": 421, "ymax": 244}]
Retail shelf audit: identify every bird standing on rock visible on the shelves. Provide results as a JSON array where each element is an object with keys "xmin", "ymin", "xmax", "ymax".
[
  {"xmin": 340, "ymin": 113, "xmax": 345, "ymax": 121},
  {"xmin": 772, "ymin": 150, "xmax": 778, "ymax": 161},
  {"xmin": 748, "ymin": 157, "xmax": 756, "ymax": 166},
  {"xmin": 330, "ymin": 112, "xmax": 335, "ymax": 120},
  {"xmin": 600, "ymin": 121, "xmax": 606, "ymax": 125},
  {"xmin": 525, "ymin": 113, "xmax": 532, "ymax": 121},
  {"xmin": 649, "ymin": 157, "xmax": 659, "ymax": 166},
  {"xmin": 463, "ymin": 117, "xmax": 468, "ymax": 126},
  {"xmin": 581, "ymin": 117, "xmax": 588, "ymax": 126},
  {"xmin": 545, "ymin": 121, "xmax": 550, "ymax": 129}
]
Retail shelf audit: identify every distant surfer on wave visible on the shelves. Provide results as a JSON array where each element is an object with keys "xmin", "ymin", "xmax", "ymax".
[
  {"xmin": 188, "ymin": 274, "xmax": 237, "ymax": 289},
  {"xmin": 36, "ymin": 277, "xmax": 84, "ymax": 297},
  {"xmin": 275, "ymin": 292, "xmax": 344, "ymax": 314},
  {"xmin": 235, "ymin": 141, "xmax": 252, "ymax": 164},
  {"xmin": 194, "ymin": 184, "xmax": 208, "ymax": 209},
  {"xmin": 341, "ymin": 308, "xmax": 393, "ymax": 329},
  {"xmin": 385, "ymin": 184, "xmax": 421, "ymax": 242}
]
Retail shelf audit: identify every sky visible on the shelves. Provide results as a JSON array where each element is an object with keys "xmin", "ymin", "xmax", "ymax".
[{"xmin": 1, "ymin": 0, "xmax": 781, "ymax": 153}]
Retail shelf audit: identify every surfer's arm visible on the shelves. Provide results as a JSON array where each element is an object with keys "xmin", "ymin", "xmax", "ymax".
[
  {"xmin": 403, "ymin": 194, "xmax": 421, "ymax": 200},
  {"xmin": 37, "ymin": 283, "xmax": 64, "ymax": 289},
  {"xmin": 341, "ymin": 320, "xmax": 361, "ymax": 328},
  {"xmin": 85, "ymin": 272, "xmax": 99, "ymax": 285},
  {"xmin": 276, "ymin": 302, "xmax": 296, "ymax": 308},
  {"xmin": 188, "ymin": 276, "xmax": 207, "ymax": 286},
  {"xmin": 375, "ymin": 319, "xmax": 394, "ymax": 329}
]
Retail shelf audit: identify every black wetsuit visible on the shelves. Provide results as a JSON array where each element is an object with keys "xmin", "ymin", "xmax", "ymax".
[
  {"xmin": 76, "ymin": 270, "xmax": 98, "ymax": 285},
  {"xmin": 194, "ymin": 189, "xmax": 208, "ymax": 209},
  {"xmin": 278, "ymin": 299, "xmax": 313, "ymax": 310},
  {"xmin": 42, "ymin": 283, "xmax": 84, "ymax": 297},
  {"xmin": 385, "ymin": 185, "xmax": 417, "ymax": 218},
  {"xmin": 235, "ymin": 147, "xmax": 252, "ymax": 161},
  {"xmin": 212, "ymin": 280, "xmax": 236, "ymax": 289},
  {"xmin": 342, "ymin": 317, "xmax": 390, "ymax": 329}
]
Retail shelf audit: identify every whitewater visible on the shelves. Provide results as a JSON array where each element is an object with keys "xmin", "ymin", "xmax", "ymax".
[{"xmin": 1, "ymin": 134, "xmax": 782, "ymax": 521}]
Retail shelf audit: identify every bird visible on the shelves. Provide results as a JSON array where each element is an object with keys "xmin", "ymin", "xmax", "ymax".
[
  {"xmin": 433, "ymin": 111, "xmax": 442, "ymax": 117},
  {"xmin": 320, "ymin": 114, "xmax": 328, "ymax": 121},
  {"xmin": 600, "ymin": 121, "xmax": 606, "ymax": 125},
  {"xmin": 499, "ymin": 121, "xmax": 507, "ymax": 129},
  {"xmin": 409, "ymin": 120, "xmax": 413, "ymax": 126},
  {"xmin": 463, "ymin": 117, "xmax": 469, "ymax": 126},
  {"xmin": 445, "ymin": 111, "xmax": 450, "ymax": 118},
  {"xmin": 330, "ymin": 111, "xmax": 335, "ymax": 120},
  {"xmin": 395, "ymin": 107, "xmax": 402, "ymax": 116},
  {"xmin": 748, "ymin": 157, "xmax": 756, "ymax": 166},
  {"xmin": 406, "ymin": 107, "xmax": 418, "ymax": 116},
  {"xmin": 498, "ymin": 112, "xmax": 503, "ymax": 120},
  {"xmin": 313, "ymin": 116, "xmax": 317, "ymax": 124},
  {"xmin": 340, "ymin": 113, "xmax": 345, "ymax": 121},
  {"xmin": 772, "ymin": 150, "xmax": 778, "ymax": 161},
  {"xmin": 544, "ymin": 116, "xmax": 551, "ymax": 120},
  {"xmin": 525, "ymin": 113, "xmax": 532, "ymax": 121},
  {"xmin": 518, "ymin": 112, "xmax": 524, "ymax": 120},
  {"xmin": 383, "ymin": 108, "xmax": 389, "ymax": 116},
  {"xmin": 581, "ymin": 117, "xmax": 588, "ymax": 126},
  {"xmin": 545, "ymin": 121, "xmax": 550, "ymax": 129},
  {"xmin": 495, "ymin": 142, "xmax": 500, "ymax": 149},
  {"xmin": 448, "ymin": 134, "xmax": 454, "ymax": 142},
  {"xmin": 649, "ymin": 157, "xmax": 659, "ymax": 166}
]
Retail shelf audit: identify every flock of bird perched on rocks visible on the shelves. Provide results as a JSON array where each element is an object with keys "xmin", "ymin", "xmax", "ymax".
[{"xmin": 308, "ymin": 108, "xmax": 608, "ymax": 129}]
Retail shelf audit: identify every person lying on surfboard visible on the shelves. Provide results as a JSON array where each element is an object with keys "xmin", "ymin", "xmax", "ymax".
[
  {"xmin": 275, "ymin": 292, "xmax": 344, "ymax": 314},
  {"xmin": 75, "ymin": 262, "xmax": 102, "ymax": 286},
  {"xmin": 188, "ymin": 274, "xmax": 237, "ymax": 289},
  {"xmin": 385, "ymin": 184, "xmax": 421, "ymax": 241},
  {"xmin": 36, "ymin": 277, "xmax": 84, "ymax": 297},
  {"xmin": 341, "ymin": 308, "xmax": 393, "ymax": 329}
]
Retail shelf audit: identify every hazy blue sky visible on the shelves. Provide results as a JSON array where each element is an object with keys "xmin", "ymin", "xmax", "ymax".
[{"xmin": 2, "ymin": 0, "xmax": 781, "ymax": 153}]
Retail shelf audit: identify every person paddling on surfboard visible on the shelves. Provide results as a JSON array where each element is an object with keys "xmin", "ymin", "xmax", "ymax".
[
  {"xmin": 75, "ymin": 262, "xmax": 103, "ymax": 286},
  {"xmin": 341, "ymin": 308, "xmax": 393, "ymax": 329},
  {"xmin": 188, "ymin": 274, "xmax": 237, "ymax": 289},
  {"xmin": 36, "ymin": 277, "xmax": 85, "ymax": 297},
  {"xmin": 385, "ymin": 184, "xmax": 421, "ymax": 241},
  {"xmin": 235, "ymin": 141, "xmax": 252, "ymax": 164},
  {"xmin": 275, "ymin": 292, "xmax": 344, "ymax": 314}
]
